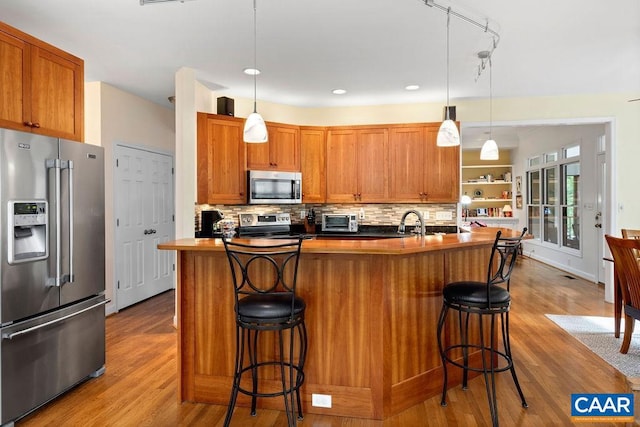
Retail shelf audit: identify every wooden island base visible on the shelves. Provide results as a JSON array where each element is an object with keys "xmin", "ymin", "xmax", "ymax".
[{"xmin": 160, "ymin": 231, "xmax": 508, "ymax": 420}]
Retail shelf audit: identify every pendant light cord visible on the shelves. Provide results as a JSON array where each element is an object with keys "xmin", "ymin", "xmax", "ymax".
[
  {"xmin": 445, "ymin": 7, "xmax": 450, "ymax": 120},
  {"xmin": 252, "ymin": 0, "xmax": 258, "ymax": 113},
  {"xmin": 489, "ymin": 57, "xmax": 492, "ymax": 140}
]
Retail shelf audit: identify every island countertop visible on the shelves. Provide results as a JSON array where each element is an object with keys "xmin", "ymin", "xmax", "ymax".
[
  {"xmin": 159, "ymin": 227, "xmax": 522, "ymax": 420},
  {"xmin": 158, "ymin": 227, "xmax": 522, "ymax": 255}
]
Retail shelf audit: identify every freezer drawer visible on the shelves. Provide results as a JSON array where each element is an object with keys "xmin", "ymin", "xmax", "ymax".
[{"xmin": 0, "ymin": 295, "xmax": 107, "ymax": 425}]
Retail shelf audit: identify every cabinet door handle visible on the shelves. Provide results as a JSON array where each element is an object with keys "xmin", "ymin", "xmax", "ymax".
[
  {"xmin": 32, "ymin": 122, "xmax": 41, "ymax": 128},
  {"xmin": 24, "ymin": 121, "xmax": 33, "ymax": 127}
]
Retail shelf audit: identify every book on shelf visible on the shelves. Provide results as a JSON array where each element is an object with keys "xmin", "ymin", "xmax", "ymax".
[{"xmin": 474, "ymin": 207, "xmax": 505, "ymax": 217}]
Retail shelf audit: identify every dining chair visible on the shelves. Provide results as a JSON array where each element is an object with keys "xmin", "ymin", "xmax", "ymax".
[
  {"xmin": 605, "ymin": 235, "xmax": 640, "ymax": 354},
  {"xmin": 611, "ymin": 230, "xmax": 640, "ymax": 338}
]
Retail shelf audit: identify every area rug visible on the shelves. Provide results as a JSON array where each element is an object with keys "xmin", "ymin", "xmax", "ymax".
[{"xmin": 546, "ymin": 314, "xmax": 640, "ymax": 378}]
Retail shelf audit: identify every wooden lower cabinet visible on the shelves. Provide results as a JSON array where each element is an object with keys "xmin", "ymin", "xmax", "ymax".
[
  {"xmin": 175, "ymin": 244, "xmax": 491, "ymax": 419},
  {"xmin": 0, "ymin": 22, "xmax": 84, "ymax": 141}
]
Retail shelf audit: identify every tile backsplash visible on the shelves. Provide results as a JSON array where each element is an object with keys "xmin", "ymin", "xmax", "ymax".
[{"xmin": 195, "ymin": 203, "xmax": 457, "ymax": 232}]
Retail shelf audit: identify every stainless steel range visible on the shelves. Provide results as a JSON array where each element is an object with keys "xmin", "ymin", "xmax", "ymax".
[{"xmin": 237, "ymin": 212, "xmax": 292, "ymax": 237}]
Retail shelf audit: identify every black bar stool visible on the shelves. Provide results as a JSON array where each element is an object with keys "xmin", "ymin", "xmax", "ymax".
[
  {"xmin": 222, "ymin": 237, "xmax": 307, "ymax": 427},
  {"xmin": 437, "ymin": 229, "xmax": 528, "ymax": 426}
]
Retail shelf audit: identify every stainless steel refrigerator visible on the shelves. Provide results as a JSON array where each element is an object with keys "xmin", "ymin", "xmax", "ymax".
[{"xmin": 0, "ymin": 129, "xmax": 106, "ymax": 426}]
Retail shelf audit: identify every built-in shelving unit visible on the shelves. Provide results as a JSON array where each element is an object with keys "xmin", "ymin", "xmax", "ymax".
[{"xmin": 461, "ymin": 151, "xmax": 515, "ymax": 222}]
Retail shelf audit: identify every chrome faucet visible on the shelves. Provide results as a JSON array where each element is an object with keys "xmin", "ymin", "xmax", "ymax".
[{"xmin": 398, "ymin": 210, "xmax": 425, "ymax": 236}]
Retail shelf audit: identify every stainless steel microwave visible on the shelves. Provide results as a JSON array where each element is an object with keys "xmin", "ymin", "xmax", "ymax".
[
  {"xmin": 248, "ymin": 170, "xmax": 302, "ymax": 204},
  {"xmin": 322, "ymin": 213, "xmax": 358, "ymax": 233}
]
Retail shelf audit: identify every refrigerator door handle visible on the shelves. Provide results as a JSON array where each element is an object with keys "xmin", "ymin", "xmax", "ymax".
[
  {"xmin": 46, "ymin": 158, "xmax": 63, "ymax": 287},
  {"xmin": 62, "ymin": 160, "xmax": 74, "ymax": 284},
  {"xmin": 2, "ymin": 299, "xmax": 109, "ymax": 340}
]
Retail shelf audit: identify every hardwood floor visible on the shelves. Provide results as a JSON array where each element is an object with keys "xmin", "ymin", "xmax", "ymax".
[{"xmin": 18, "ymin": 256, "xmax": 627, "ymax": 426}]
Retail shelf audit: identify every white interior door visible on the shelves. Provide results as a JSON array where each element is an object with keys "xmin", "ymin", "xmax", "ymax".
[{"xmin": 115, "ymin": 145, "xmax": 174, "ymax": 310}]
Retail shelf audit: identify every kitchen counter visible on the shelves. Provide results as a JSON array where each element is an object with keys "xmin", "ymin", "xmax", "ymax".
[
  {"xmin": 174, "ymin": 227, "xmax": 520, "ymax": 254},
  {"xmin": 158, "ymin": 227, "xmax": 520, "ymax": 420}
]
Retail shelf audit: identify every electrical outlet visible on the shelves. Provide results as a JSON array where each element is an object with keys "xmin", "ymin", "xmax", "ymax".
[
  {"xmin": 359, "ymin": 208, "xmax": 365, "ymax": 220},
  {"xmin": 312, "ymin": 393, "xmax": 332, "ymax": 408},
  {"xmin": 422, "ymin": 211, "xmax": 430, "ymax": 220},
  {"xmin": 435, "ymin": 211, "xmax": 453, "ymax": 221},
  {"xmin": 300, "ymin": 210, "xmax": 306, "ymax": 219}
]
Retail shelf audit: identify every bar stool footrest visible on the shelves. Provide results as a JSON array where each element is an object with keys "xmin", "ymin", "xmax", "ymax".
[
  {"xmin": 235, "ymin": 361, "xmax": 305, "ymax": 399},
  {"xmin": 441, "ymin": 344, "xmax": 514, "ymax": 374}
]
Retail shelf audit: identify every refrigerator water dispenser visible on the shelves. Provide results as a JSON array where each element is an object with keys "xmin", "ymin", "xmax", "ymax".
[{"xmin": 7, "ymin": 201, "xmax": 48, "ymax": 264}]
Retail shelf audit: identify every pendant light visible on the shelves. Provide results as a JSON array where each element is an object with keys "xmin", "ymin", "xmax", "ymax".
[
  {"xmin": 437, "ymin": 8, "xmax": 460, "ymax": 147},
  {"xmin": 243, "ymin": 0, "xmax": 268, "ymax": 143},
  {"xmin": 480, "ymin": 52, "xmax": 499, "ymax": 160}
]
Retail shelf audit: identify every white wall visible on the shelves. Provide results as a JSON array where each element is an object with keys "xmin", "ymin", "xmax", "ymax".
[{"xmin": 85, "ymin": 81, "xmax": 175, "ymax": 315}]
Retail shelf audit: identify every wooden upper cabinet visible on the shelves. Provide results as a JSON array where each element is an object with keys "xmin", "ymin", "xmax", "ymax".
[
  {"xmin": 423, "ymin": 126, "xmax": 460, "ymax": 202},
  {"xmin": 300, "ymin": 127, "xmax": 326, "ymax": 203},
  {"xmin": 389, "ymin": 125, "xmax": 460, "ymax": 203},
  {"xmin": 326, "ymin": 129, "xmax": 359, "ymax": 202},
  {"xmin": 246, "ymin": 123, "xmax": 300, "ymax": 171},
  {"xmin": 326, "ymin": 128, "xmax": 388, "ymax": 203},
  {"xmin": 357, "ymin": 128, "xmax": 389, "ymax": 202},
  {"xmin": 389, "ymin": 126, "xmax": 426, "ymax": 201},
  {"xmin": 197, "ymin": 113, "xmax": 247, "ymax": 205},
  {"xmin": 0, "ymin": 22, "xmax": 84, "ymax": 141},
  {"xmin": 0, "ymin": 29, "xmax": 28, "ymax": 130}
]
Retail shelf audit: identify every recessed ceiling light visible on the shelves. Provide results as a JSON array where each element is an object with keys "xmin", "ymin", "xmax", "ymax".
[
  {"xmin": 332, "ymin": 89, "xmax": 347, "ymax": 95},
  {"xmin": 243, "ymin": 68, "xmax": 261, "ymax": 75},
  {"xmin": 405, "ymin": 85, "xmax": 420, "ymax": 91}
]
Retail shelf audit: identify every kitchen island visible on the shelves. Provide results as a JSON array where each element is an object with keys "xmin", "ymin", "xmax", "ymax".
[{"xmin": 158, "ymin": 228, "xmax": 521, "ymax": 420}]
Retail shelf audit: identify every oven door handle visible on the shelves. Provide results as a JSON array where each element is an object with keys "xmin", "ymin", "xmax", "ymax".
[{"xmin": 2, "ymin": 299, "xmax": 109, "ymax": 340}]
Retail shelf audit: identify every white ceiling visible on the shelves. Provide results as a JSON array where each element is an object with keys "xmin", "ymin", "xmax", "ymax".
[{"xmin": 3, "ymin": 0, "xmax": 639, "ymax": 109}]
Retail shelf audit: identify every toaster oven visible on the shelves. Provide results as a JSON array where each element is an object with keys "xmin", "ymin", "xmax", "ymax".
[{"xmin": 321, "ymin": 213, "xmax": 358, "ymax": 233}]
